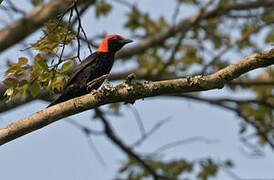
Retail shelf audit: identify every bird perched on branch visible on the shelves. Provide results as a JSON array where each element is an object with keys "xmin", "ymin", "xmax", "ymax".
[{"xmin": 48, "ymin": 35, "xmax": 133, "ymax": 107}]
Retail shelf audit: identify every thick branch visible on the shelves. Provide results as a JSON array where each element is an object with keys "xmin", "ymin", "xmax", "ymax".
[
  {"xmin": 0, "ymin": 49, "xmax": 273, "ymax": 145},
  {"xmin": 0, "ymin": 0, "xmax": 273, "ymax": 112},
  {"xmin": 116, "ymin": 1, "xmax": 274, "ymax": 59},
  {"xmin": 1, "ymin": 72, "xmax": 274, "ymax": 113}
]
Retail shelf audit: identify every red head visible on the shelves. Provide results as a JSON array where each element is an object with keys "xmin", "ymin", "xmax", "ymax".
[{"xmin": 97, "ymin": 34, "xmax": 133, "ymax": 53}]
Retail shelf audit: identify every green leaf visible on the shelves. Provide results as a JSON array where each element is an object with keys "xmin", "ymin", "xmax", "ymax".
[
  {"xmin": 50, "ymin": 74, "xmax": 68, "ymax": 92},
  {"xmin": 3, "ymin": 78, "xmax": 19, "ymax": 87},
  {"xmin": 30, "ymin": 81, "xmax": 40, "ymax": 97},
  {"xmin": 21, "ymin": 83, "xmax": 29, "ymax": 99},
  {"xmin": 197, "ymin": 159, "xmax": 218, "ymax": 180},
  {"xmin": 61, "ymin": 61, "xmax": 72, "ymax": 72},
  {"xmin": 265, "ymin": 30, "xmax": 274, "ymax": 43},
  {"xmin": 34, "ymin": 54, "xmax": 48, "ymax": 71},
  {"xmin": 125, "ymin": 7, "xmax": 141, "ymax": 30},
  {"xmin": 96, "ymin": 1, "xmax": 112, "ymax": 17},
  {"xmin": 31, "ymin": 0, "xmax": 43, "ymax": 6},
  {"xmin": 31, "ymin": 21, "xmax": 75, "ymax": 53},
  {"xmin": 6, "ymin": 66, "xmax": 19, "ymax": 75},
  {"xmin": 18, "ymin": 57, "xmax": 28, "ymax": 65}
]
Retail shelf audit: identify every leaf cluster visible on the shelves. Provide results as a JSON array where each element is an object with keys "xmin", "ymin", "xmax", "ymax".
[
  {"xmin": 3, "ymin": 21, "xmax": 75, "ymax": 101},
  {"xmin": 118, "ymin": 156, "xmax": 233, "ymax": 180}
]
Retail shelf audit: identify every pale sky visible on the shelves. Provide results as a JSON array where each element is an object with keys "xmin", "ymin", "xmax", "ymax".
[{"xmin": 0, "ymin": 1, "xmax": 273, "ymax": 180}]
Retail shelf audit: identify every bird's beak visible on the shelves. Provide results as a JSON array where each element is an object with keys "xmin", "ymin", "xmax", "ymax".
[{"xmin": 122, "ymin": 39, "xmax": 133, "ymax": 44}]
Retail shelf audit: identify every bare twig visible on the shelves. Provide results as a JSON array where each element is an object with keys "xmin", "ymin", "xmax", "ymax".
[
  {"xmin": 171, "ymin": 1, "xmax": 181, "ymax": 25},
  {"xmin": 128, "ymin": 106, "xmax": 146, "ymax": 138},
  {"xmin": 66, "ymin": 119, "xmax": 104, "ymax": 136},
  {"xmin": 116, "ymin": 1, "xmax": 274, "ymax": 59},
  {"xmin": 58, "ymin": 8, "xmax": 74, "ymax": 64},
  {"xmin": 6, "ymin": 0, "xmax": 25, "ymax": 14},
  {"xmin": 94, "ymin": 108, "xmax": 169, "ymax": 180},
  {"xmin": 201, "ymin": 24, "xmax": 267, "ymax": 74},
  {"xmin": 173, "ymin": 94, "xmax": 274, "ymax": 149},
  {"xmin": 84, "ymin": 133, "xmax": 106, "ymax": 166},
  {"xmin": 161, "ymin": 0, "xmax": 215, "ymax": 73},
  {"xmin": 131, "ymin": 117, "xmax": 171, "ymax": 148},
  {"xmin": 74, "ymin": 2, "xmax": 82, "ymax": 62},
  {"xmin": 239, "ymin": 136, "xmax": 264, "ymax": 158},
  {"xmin": 65, "ymin": 118, "xmax": 106, "ymax": 165},
  {"xmin": 153, "ymin": 136, "xmax": 218, "ymax": 154},
  {"xmin": 77, "ymin": 34, "xmax": 98, "ymax": 49},
  {"xmin": 73, "ymin": 1, "xmax": 92, "ymax": 54}
]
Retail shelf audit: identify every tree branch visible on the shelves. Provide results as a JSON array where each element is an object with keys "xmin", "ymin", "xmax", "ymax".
[
  {"xmin": 175, "ymin": 94, "xmax": 274, "ymax": 149},
  {"xmin": 0, "ymin": 0, "xmax": 271, "ymax": 54},
  {"xmin": 0, "ymin": 0, "xmax": 94, "ymax": 52},
  {"xmin": 0, "ymin": 0, "xmax": 273, "ymax": 112},
  {"xmin": 0, "ymin": 49, "xmax": 273, "ymax": 145},
  {"xmin": 95, "ymin": 108, "xmax": 166, "ymax": 179},
  {"xmin": 116, "ymin": 0, "xmax": 274, "ymax": 59}
]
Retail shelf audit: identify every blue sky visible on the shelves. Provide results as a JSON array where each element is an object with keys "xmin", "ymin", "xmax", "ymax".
[{"xmin": 0, "ymin": 0, "xmax": 273, "ymax": 180}]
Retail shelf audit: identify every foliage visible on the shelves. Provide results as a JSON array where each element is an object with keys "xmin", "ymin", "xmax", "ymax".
[
  {"xmin": 3, "ymin": 21, "xmax": 75, "ymax": 101},
  {"xmin": 31, "ymin": 0, "xmax": 43, "ymax": 6},
  {"xmin": 118, "ymin": 156, "xmax": 233, "ymax": 180},
  {"xmin": 1, "ymin": 0, "xmax": 274, "ymax": 179},
  {"xmin": 95, "ymin": 0, "xmax": 112, "ymax": 18}
]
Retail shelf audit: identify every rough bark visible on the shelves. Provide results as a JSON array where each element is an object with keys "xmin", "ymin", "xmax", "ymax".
[
  {"xmin": 0, "ymin": 49, "xmax": 273, "ymax": 146},
  {"xmin": 0, "ymin": 1, "xmax": 273, "ymax": 112}
]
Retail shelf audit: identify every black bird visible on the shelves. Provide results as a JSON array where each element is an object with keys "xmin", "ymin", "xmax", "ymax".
[{"xmin": 48, "ymin": 34, "xmax": 133, "ymax": 107}]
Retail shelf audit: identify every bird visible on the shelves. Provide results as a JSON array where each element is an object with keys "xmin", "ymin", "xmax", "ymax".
[{"xmin": 48, "ymin": 34, "xmax": 133, "ymax": 107}]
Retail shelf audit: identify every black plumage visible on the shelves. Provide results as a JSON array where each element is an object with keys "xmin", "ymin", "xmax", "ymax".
[{"xmin": 48, "ymin": 35, "xmax": 132, "ymax": 107}]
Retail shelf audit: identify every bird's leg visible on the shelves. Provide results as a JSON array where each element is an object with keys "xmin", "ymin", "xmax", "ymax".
[{"xmin": 86, "ymin": 74, "xmax": 109, "ymax": 91}]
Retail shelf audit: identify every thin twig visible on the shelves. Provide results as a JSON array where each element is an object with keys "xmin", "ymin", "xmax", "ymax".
[
  {"xmin": 84, "ymin": 133, "xmax": 106, "ymax": 166},
  {"xmin": 153, "ymin": 136, "xmax": 218, "ymax": 154},
  {"xmin": 66, "ymin": 119, "xmax": 104, "ymax": 136},
  {"xmin": 160, "ymin": 0, "xmax": 215, "ymax": 73},
  {"xmin": 131, "ymin": 117, "xmax": 171, "ymax": 148},
  {"xmin": 6, "ymin": 0, "xmax": 25, "ymax": 14},
  {"xmin": 65, "ymin": 118, "xmax": 106, "ymax": 165},
  {"xmin": 171, "ymin": 1, "xmax": 181, "ymax": 25},
  {"xmin": 128, "ymin": 106, "xmax": 146, "ymax": 138},
  {"xmin": 58, "ymin": 8, "xmax": 74, "ymax": 64},
  {"xmin": 239, "ymin": 136, "xmax": 264, "ymax": 158},
  {"xmin": 73, "ymin": 1, "xmax": 82, "ymax": 62},
  {"xmin": 95, "ymin": 108, "xmax": 169, "ymax": 180},
  {"xmin": 73, "ymin": 2, "xmax": 92, "ymax": 54},
  {"xmin": 172, "ymin": 94, "xmax": 274, "ymax": 149},
  {"xmin": 20, "ymin": 5, "xmax": 73, "ymax": 52},
  {"xmin": 201, "ymin": 23, "xmax": 267, "ymax": 74}
]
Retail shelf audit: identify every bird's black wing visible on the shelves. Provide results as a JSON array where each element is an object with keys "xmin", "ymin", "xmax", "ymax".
[
  {"xmin": 47, "ymin": 53, "xmax": 98, "ymax": 107},
  {"xmin": 66, "ymin": 52, "xmax": 98, "ymax": 86}
]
